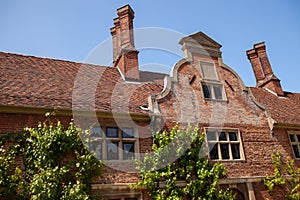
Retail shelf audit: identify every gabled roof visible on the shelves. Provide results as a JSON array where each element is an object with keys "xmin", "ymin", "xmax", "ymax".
[
  {"xmin": 0, "ymin": 52, "xmax": 165, "ymax": 115},
  {"xmin": 251, "ymin": 87, "xmax": 300, "ymax": 125},
  {"xmin": 179, "ymin": 32, "xmax": 222, "ymax": 58},
  {"xmin": 179, "ymin": 31, "xmax": 222, "ymax": 48}
]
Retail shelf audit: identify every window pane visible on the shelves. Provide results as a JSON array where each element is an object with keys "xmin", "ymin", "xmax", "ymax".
[
  {"xmin": 201, "ymin": 62, "xmax": 218, "ymax": 80},
  {"xmin": 107, "ymin": 142, "xmax": 119, "ymax": 160},
  {"xmin": 208, "ymin": 143, "xmax": 218, "ymax": 160},
  {"xmin": 220, "ymin": 144, "xmax": 230, "ymax": 159},
  {"xmin": 123, "ymin": 142, "xmax": 135, "ymax": 160},
  {"xmin": 90, "ymin": 126, "xmax": 102, "ymax": 137},
  {"xmin": 229, "ymin": 132, "xmax": 238, "ymax": 141},
  {"xmin": 231, "ymin": 144, "xmax": 240, "ymax": 159},
  {"xmin": 206, "ymin": 131, "xmax": 216, "ymax": 141},
  {"xmin": 292, "ymin": 145, "xmax": 300, "ymax": 158},
  {"xmin": 106, "ymin": 127, "xmax": 118, "ymax": 138},
  {"xmin": 297, "ymin": 135, "xmax": 300, "ymax": 142},
  {"xmin": 89, "ymin": 141, "xmax": 102, "ymax": 160},
  {"xmin": 213, "ymin": 85, "xmax": 223, "ymax": 100},
  {"xmin": 202, "ymin": 84, "xmax": 212, "ymax": 98},
  {"xmin": 122, "ymin": 128, "xmax": 134, "ymax": 138},
  {"xmin": 218, "ymin": 132, "xmax": 227, "ymax": 141},
  {"xmin": 289, "ymin": 134, "xmax": 296, "ymax": 142}
]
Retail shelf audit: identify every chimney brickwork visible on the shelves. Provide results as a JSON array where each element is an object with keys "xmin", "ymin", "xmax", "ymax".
[
  {"xmin": 246, "ymin": 49, "xmax": 265, "ymax": 82},
  {"xmin": 110, "ymin": 5, "xmax": 140, "ymax": 80},
  {"xmin": 247, "ymin": 42, "xmax": 284, "ymax": 96},
  {"xmin": 254, "ymin": 43, "xmax": 273, "ymax": 76}
]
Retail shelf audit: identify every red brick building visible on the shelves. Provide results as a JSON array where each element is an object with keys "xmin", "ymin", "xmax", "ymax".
[{"xmin": 1, "ymin": 4, "xmax": 299, "ymax": 200}]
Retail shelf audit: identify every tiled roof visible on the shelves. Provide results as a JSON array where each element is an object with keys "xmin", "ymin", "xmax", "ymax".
[
  {"xmin": 0, "ymin": 52, "xmax": 165, "ymax": 114},
  {"xmin": 251, "ymin": 87, "xmax": 300, "ymax": 125}
]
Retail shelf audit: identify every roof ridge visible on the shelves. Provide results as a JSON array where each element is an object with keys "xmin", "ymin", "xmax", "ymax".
[
  {"xmin": 0, "ymin": 51, "xmax": 110, "ymax": 68},
  {"xmin": 0, "ymin": 51, "xmax": 169, "ymax": 77}
]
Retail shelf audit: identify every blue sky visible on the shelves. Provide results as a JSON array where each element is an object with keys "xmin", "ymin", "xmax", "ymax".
[{"xmin": 1, "ymin": 0, "xmax": 300, "ymax": 92}]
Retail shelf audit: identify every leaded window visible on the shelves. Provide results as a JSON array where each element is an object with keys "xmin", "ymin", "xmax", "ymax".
[{"xmin": 206, "ymin": 128, "xmax": 244, "ymax": 161}]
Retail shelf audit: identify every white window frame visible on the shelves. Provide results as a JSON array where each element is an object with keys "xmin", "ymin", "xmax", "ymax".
[
  {"xmin": 201, "ymin": 81, "xmax": 226, "ymax": 100},
  {"xmin": 89, "ymin": 126, "xmax": 138, "ymax": 161},
  {"xmin": 288, "ymin": 131, "xmax": 300, "ymax": 159},
  {"xmin": 205, "ymin": 128, "xmax": 244, "ymax": 161},
  {"xmin": 199, "ymin": 61, "xmax": 226, "ymax": 101}
]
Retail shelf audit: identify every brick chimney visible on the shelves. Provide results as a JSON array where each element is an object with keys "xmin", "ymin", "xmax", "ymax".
[
  {"xmin": 246, "ymin": 49, "xmax": 265, "ymax": 82},
  {"xmin": 247, "ymin": 42, "xmax": 284, "ymax": 96},
  {"xmin": 110, "ymin": 5, "xmax": 140, "ymax": 80}
]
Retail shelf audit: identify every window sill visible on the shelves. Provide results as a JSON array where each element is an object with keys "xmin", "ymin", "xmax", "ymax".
[
  {"xmin": 204, "ymin": 98, "xmax": 228, "ymax": 103},
  {"xmin": 209, "ymin": 159, "xmax": 246, "ymax": 163},
  {"xmin": 101, "ymin": 159, "xmax": 137, "ymax": 163}
]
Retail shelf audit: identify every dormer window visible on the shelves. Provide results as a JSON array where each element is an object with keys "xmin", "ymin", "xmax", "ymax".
[{"xmin": 200, "ymin": 61, "xmax": 226, "ymax": 100}]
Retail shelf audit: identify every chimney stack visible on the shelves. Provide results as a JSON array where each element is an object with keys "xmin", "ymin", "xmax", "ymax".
[
  {"xmin": 110, "ymin": 5, "xmax": 140, "ymax": 80},
  {"xmin": 254, "ymin": 42, "xmax": 273, "ymax": 76},
  {"xmin": 247, "ymin": 42, "xmax": 284, "ymax": 96},
  {"xmin": 246, "ymin": 48, "xmax": 265, "ymax": 82}
]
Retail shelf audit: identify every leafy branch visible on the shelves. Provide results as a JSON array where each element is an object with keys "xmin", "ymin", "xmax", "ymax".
[
  {"xmin": 0, "ymin": 118, "xmax": 102, "ymax": 199},
  {"xmin": 134, "ymin": 124, "xmax": 234, "ymax": 200},
  {"xmin": 265, "ymin": 153, "xmax": 300, "ymax": 200}
]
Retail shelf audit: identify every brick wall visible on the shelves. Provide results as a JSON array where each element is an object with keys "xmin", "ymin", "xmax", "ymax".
[
  {"xmin": 0, "ymin": 112, "xmax": 152, "ymax": 186},
  {"xmin": 0, "ymin": 113, "xmax": 72, "ymax": 134},
  {"xmin": 151, "ymin": 53, "xmax": 298, "ymax": 199}
]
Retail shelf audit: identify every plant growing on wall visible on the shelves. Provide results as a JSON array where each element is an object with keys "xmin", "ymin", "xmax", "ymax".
[
  {"xmin": 265, "ymin": 153, "xmax": 300, "ymax": 200},
  {"xmin": 0, "ymin": 118, "xmax": 102, "ymax": 199},
  {"xmin": 135, "ymin": 124, "xmax": 234, "ymax": 200}
]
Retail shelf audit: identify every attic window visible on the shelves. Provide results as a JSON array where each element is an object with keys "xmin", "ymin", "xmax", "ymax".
[
  {"xmin": 200, "ymin": 61, "xmax": 218, "ymax": 81},
  {"xmin": 200, "ymin": 61, "xmax": 226, "ymax": 100},
  {"xmin": 202, "ymin": 82, "xmax": 225, "ymax": 100}
]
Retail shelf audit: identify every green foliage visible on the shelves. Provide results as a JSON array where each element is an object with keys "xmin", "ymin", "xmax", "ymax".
[
  {"xmin": 0, "ymin": 119, "xmax": 102, "ymax": 199},
  {"xmin": 135, "ymin": 124, "xmax": 234, "ymax": 200},
  {"xmin": 264, "ymin": 153, "xmax": 300, "ymax": 200},
  {"xmin": 265, "ymin": 153, "xmax": 285, "ymax": 193}
]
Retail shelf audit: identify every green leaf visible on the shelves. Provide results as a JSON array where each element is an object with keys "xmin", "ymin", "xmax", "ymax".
[{"xmin": 134, "ymin": 124, "xmax": 232, "ymax": 199}]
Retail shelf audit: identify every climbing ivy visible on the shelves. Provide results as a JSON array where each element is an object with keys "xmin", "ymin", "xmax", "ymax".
[
  {"xmin": 0, "ymin": 118, "xmax": 102, "ymax": 199},
  {"xmin": 135, "ymin": 124, "xmax": 234, "ymax": 200},
  {"xmin": 265, "ymin": 153, "xmax": 300, "ymax": 200}
]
